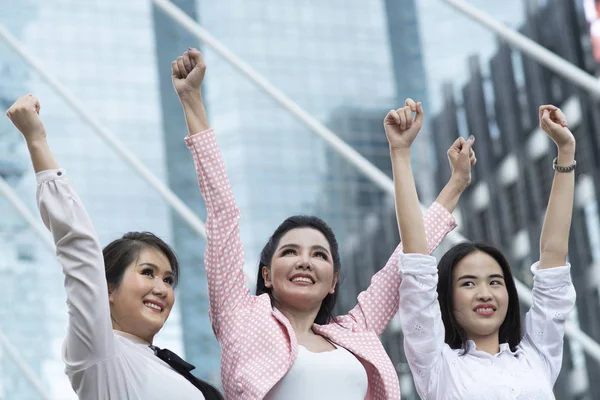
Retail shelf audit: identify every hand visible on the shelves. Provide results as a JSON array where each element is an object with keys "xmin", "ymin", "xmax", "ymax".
[
  {"xmin": 447, "ymin": 136, "xmax": 476, "ymax": 189},
  {"xmin": 172, "ymin": 48, "xmax": 206, "ymax": 97},
  {"xmin": 384, "ymin": 98, "xmax": 424, "ymax": 150},
  {"xmin": 6, "ymin": 94, "xmax": 46, "ymax": 143},
  {"xmin": 539, "ymin": 105, "xmax": 575, "ymax": 150}
]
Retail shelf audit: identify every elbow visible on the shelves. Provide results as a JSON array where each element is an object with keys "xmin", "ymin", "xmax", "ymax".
[{"xmin": 539, "ymin": 247, "xmax": 568, "ymax": 269}]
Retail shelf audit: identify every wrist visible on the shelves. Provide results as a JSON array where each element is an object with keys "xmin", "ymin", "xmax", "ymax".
[
  {"xmin": 390, "ymin": 146, "xmax": 411, "ymax": 160},
  {"xmin": 24, "ymin": 133, "xmax": 48, "ymax": 149},
  {"xmin": 449, "ymin": 174, "xmax": 470, "ymax": 191},
  {"xmin": 556, "ymin": 144, "xmax": 575, "ymax": 165},
  {"xmin": 178, "ymin": 89, "xmax": 203, "ymax": 105}
]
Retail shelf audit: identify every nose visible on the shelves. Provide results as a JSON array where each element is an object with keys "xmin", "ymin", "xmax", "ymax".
[
  {"xmin": 295, "ymin": 251, "xmax": 313, "ymax": 270},
  {"xmin": 476, "ymin": 286, "xmax": 493, "ymax": 302},
  {"xmin": 152, "ymin": 279, "xmax": 169, "ymax": 297}
]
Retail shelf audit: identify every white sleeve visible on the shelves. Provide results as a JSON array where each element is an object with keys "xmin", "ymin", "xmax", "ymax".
[
  {"xmin": 522, "ymin": 262, "xmax": 576, "ymax": 383},
  {"xmin": 398, "ymin": 252, "xmax": 445, "ymax": 398},
  {"xmin": 37, "ymin": 169, "xmax": 115, "ymax": 371}
]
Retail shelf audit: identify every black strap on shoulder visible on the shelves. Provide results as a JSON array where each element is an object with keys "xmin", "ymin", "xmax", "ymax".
[{"xmin": 150, "ymin": 345, "xmax": 224, "ymax": 400}]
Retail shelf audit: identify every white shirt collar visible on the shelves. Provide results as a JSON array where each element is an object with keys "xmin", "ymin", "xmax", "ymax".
[{"xmin": 459, "ymin": 340, "xmax": 522, "ymax": 358}]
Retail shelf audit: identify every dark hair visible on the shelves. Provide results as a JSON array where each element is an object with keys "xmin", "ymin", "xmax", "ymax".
[
  {"xmin": 103, "ymin": 231, "xmax": 179, "ymax": 290},
  {"xmin": 437, "ymin": 242, "xmax": 522, "ymax": 353},
  {"xmin": 256, "ymin": 215, "xmax": 341, "ymax": 325},
  {"xmin": 103, "ymin": 233, "xmax": 224, "ymax": 399}
]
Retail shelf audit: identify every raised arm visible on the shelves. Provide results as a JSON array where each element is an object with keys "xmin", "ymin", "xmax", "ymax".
[
  {"xmin": 339, "ymin": 103, "xmax": 471, "ymax": 334},
  {"xmin": 523, "ymin": 105, "xmax": 577, "ymax": 383},
  {"xmin": 537, "ymin": 105, "xmax": 576, "ymax": 269},
  {"xmin": 6, "ymin": 96, "xmax": 114, "ymax": 370},
  {"xmin": 173, "ymin": 48, "xmax": 210, "ymax": 135},
  {"xmin": 390, "ymin": 100, "xmax": 474, "ymax": 398},
  {"xmin": 436, "ymin": 136, "xmax": 476, "ymax": 213},
  {"xmin": 6, "ymin": 95, "xmax": 59, "ymax": 172},
  {"xmin": 387, "ymin": 99, "xmax": 429, "ymax": 254},
  {"xmin": 173, "ymin": 50, "xmax": 251, "ymax": 336}
]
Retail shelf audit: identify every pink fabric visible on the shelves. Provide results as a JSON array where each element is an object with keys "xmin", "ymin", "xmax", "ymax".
[{"xmin": 185, "ymin": 129, "xmax": 457, "ymax": 400}]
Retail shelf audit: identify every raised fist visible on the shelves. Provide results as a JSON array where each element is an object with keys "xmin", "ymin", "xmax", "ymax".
[
  {"xmin": 447, "ymin": 136, "xmax": 476, "ymax": 188},
  {"xmin": 172, "ymin": 48, "xmax": 206, "ymax": 97},
  {"xmin": 384, "ymin": 98, "xmax": 424, "ymax": 150},
  {"xmin": 6, "ymin": 94, "xmax": 46, "ymax": 143},
  {"xmin": 539, "ymin": 105, "xmax": 575, "ymax": 150}
]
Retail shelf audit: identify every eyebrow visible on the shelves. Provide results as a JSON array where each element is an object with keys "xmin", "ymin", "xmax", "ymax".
[
  {"xmin": 278, "ymin": 243, "xmax": 331, "ymax": 254},
  {"xmin": 457, "ymin": 274, "xmax": 505, "ymax": 281},
  {"xmin": 138, "ymin": 262, "xmax": 174, "ymax": 277}
]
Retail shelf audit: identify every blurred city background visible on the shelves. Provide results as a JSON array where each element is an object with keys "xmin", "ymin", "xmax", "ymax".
[{"xmin": 1, "ymin": 0, "xmax": 600, "ymax": 398}]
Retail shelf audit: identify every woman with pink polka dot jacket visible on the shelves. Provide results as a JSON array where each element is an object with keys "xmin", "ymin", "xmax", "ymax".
[
  {"xmin": 176, "ymin": 49, "xmax": 471, "ymax": 399},
  {"xmin": 390, "ymin": 101, "xmax": 577, "ymax": 399}
]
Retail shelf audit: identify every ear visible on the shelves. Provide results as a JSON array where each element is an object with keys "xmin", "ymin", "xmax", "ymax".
[
  {"xmin": 329, "ymin": 272, "xmax": 339, "ymax": 294},
  {"xmin": 261, "ymin": 265, "xmax": 273, "ymax": 288},
  {"xmin": 108, "ymin": 283, "xmax": 116, "ymax": 304}
]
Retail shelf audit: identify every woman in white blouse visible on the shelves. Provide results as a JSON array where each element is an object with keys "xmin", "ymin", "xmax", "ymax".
[
  {"xmin": 386, "ymin": 99, "xmax": 577, "ymax": 399},
  {"xmin": 5, "ymin": 51, "xmax": 223, "ymax": 400}
]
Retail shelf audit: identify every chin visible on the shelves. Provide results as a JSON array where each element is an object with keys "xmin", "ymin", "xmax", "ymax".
[
  {"xmin": 142, "ymin": 314, "xmax": 168, "ymax": 331},
  {"xmin": 471, "ymin": 325, "xmax": 502, "ymax": 337}
]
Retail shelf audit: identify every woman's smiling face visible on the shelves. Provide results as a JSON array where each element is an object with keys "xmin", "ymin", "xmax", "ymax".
[{"xmin": 262, "ymin": 227, "xmax": 338, "ymax": 313}]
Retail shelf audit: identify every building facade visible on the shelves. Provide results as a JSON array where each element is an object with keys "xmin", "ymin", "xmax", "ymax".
[{"xmin": 0, "ymin": 1, "xmax": 181, "ymax": 398}]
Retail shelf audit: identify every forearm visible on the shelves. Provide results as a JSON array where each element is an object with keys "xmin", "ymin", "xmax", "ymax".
[
  {"xmin": 391, "ymin": 148, "xmax": 428, "ymax": 254},
  {"xmin": 179, "ymin": 90, "xmax": 210, "ymax": 136},
  {"xmin": 539, "ymin": 145, "xmax": 575, "ymax": 269},
  {"xmin": 26, "ymin": 139, "xmax": 60, "ymax": 173},
  {"xmin": 435, "ymin": 176, "xmax": 468, "ymax": 214}
]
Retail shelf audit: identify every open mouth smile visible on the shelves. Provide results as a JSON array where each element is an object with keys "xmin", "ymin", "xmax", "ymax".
[
  {"xmin": 290, "ymin": 274, "xmax": 315, "ymax": 285},
  {"xmin": 143, "ymin": 300, "xmax": 164, "ymax": 313},
  {"xmin": 473, "ymin": 304, "xmax": 496, "ymax": 316}
]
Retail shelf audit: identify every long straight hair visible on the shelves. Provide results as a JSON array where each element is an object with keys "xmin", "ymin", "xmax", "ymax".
[{"xmin": 437, "ymin": 242, "xmax": 522, "ymax": 353}]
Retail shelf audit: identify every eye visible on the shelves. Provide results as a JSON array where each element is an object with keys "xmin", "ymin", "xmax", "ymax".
[
  {"xmin": 164, "ymin": 276, "xmax": 175, "ymax": 286},
  {"xmin": 460, "ymin": 281, "xmax": 475, "ymax": 287},
  {"xmin": 314, "ymin": 251, "xmax": 328, "ymax": 260},
  {"xmin": 142, "ymin": 268, "xmax": 154, "ymax": 277},
  {"xmin": 490, "ymin": 280, "xmax": 504, "ymax": 286},
  {"xmin": 282, "ymin": 249, "xmax": 297, "ymax": 256}
]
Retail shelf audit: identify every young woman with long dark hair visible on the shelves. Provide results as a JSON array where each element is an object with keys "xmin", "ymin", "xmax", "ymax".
[{"xmin": 388, "ymin": 100, "xmax": 577, "ymax": 399}]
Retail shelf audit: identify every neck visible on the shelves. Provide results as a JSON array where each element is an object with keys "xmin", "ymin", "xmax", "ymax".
[
  {"xmin": 470, "ymin": 333, "xmax": 500, "ymax": 355},
  {"xmin": 111, "ymin": 318, "xmax": 154, "ymax": 345},
  {"xmin": 276, "ymin": 303, "xmax": 321, "ymax": 337}
]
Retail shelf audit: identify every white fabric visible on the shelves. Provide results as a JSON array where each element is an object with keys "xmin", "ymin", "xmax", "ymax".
[
  {"xmin": 265, "ymin": 344, "xmax": 368, "ymax": 400},
  {"xmin": 398, "ymin": 252, "xmax": 576, "ymax": 400},
  {"xmin": 37, "ymin": 169, "xmax": 204, "ymax": 400}
]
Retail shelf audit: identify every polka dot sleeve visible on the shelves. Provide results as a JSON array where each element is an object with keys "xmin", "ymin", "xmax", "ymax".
[
  {"xmin": 341, "ymin": 202, "xmax": 457, "ymax": 335},
  {"xmin": 185, "ymin": 129, "xmax": 251, "ymax": 338}
]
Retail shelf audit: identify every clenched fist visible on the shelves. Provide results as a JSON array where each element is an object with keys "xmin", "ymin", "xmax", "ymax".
[
  {"xmin": 384, "ymin": 98, "xmax": 424, "ymax": 151},
  {"xmin": 447, "ymin": 136, "xmax": 476, "ymax": 189},
  {"xmin": 172, "ymin": 48, "xmax": 206, "ymax": 97},
  {"xmin": 6, "ymin": 94, "xmax": 46, "ymax": 143},
  {"xmin": 538, "ymin": 105, "xmax": 575, "ymax": 150}
]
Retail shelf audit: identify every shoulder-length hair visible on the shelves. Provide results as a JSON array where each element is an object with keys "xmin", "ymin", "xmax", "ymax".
[
  {"xmin": 255, "ymin": 215, "xmax": 341, "ymax": 325},
  {"xmin": 437, "ymin": 242, "xmax": 522, "ymax": 353}
]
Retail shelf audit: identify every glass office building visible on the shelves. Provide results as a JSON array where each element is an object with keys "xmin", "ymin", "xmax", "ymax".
[{"xmin": 0, "ymin": 1, "xmax": 182, "ymax": 398}]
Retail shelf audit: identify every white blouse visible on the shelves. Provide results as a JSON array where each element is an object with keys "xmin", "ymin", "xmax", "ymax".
[
  {"xmin": 398, "ymin": 253, "xmax": 576, "ymax": 400},
  {"xmin": 37, "ymin": 169, "xmax": 205, "ymax": 400},
  {"xmin": 265, "ymin": 344, "xmax": 368, "ymax": 400}
]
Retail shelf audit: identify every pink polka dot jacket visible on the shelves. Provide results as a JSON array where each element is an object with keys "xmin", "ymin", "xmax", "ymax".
[{"xmin": 185, "ymin": 129, "xmax": 457, "ymax": 400}]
